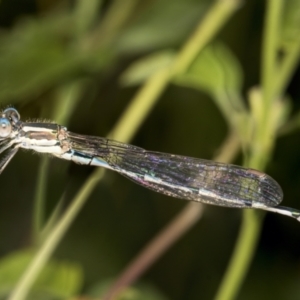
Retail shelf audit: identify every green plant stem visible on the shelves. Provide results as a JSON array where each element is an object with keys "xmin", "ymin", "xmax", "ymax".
[
  {"xmin": 52, "ymin": 81, "xmax": 86, "ymax": 125},
  {"xmin": 214, "ymin": 210, "xmax": 263, "ymax": 300},
  {"xmin": 99, "ymin": 0, "xmax": 139, "ymax": 38},
  {"xmin": 109, "ymin": 68, "xmax": 170, "ymax": 142},
  {"xmin": 171, "ymin": 0, "xmax": 240, "ymax": 75},
  {"xmin": 261, "ymin": 0, "xmax": 283, "ymax": 110},
  {"xmin": 274, "ymin": 40, "xmax": 300, "ymax": 98},
  {"xmin": 279, "ymin": 108, "xmax": 300, "ymax": 136},
  {"xmin": 214, "ymin": 2, "xmax": 284, "ymax": 300},
  {"xmin": 270, "ymin": 0, "xmax": 300, "ymax": 113},
  {"xmin": 10, "ymin": 1, "xmax": 241, "ymax": 299},
  {"xmin": 103, "ymin": 202, "xmax": 204, "ymax": 300},
  {"xmin": 32, "ymin": 157, "xmax": 49, "ymax": 243},
  {"xmin": 32, "ymin": 81, "xmax": 85, "ymax": 244},
  {"xmin": 256, "ymin": 0, "xmax": 283, "ymax": 168},
  {"xmin": 110, "ymin": 0, "xmax": 241, "ymax": 142},
  {"xmin": 252, "ymin": 0, "xmax": 283, "ymax": 170},
  {"xmin": 8, "ymin": 170, "xmax": 105, "ymax": 300},
  {"xmin": 103, "ymin": 130, "xmax": 240, "ymax": 300},
  {"xmin": 88, "ymin": 0, "xmax": 139, "ymax": 47},
  {"xmin": 74, "ymin": 0, "xmax": 103, "ymax": 35}
]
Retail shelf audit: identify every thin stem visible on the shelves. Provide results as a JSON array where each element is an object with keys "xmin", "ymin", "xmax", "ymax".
[
  {"xmin": 110, "ymin": 0, "xmax": 241, "ymax": 142},
  {"xmin": 213, "ymin": 130, "xmax": 240, "ymax": 163},
  {"xmin": 108, "ymin": 68, "xmax": 170, "ymax": 142},
  {"xmin": 278, "ymin": 109, "xmax": 300, "ymax": 136},
  {"xmin": 99, "ymin": 0, "xmax": 139, "ymax": 38},
  {"xmin": 103, "ymin": 203, "xmax": 203, "ymax": 300},
  {"xmin": 73, "ymin": 0, "xmax": 103, "ymax": 35},
  {"xmin": 214, "ymin": 210, "xmax": 263, "ymax": 300},
  {"xmin": 32, "ymin": 157, "xmax": 49, "ymax": 243},
  {"xmin": 250, "ymin": 0, "xmax": 283, "ymax": 170},
  {"xmin": 8, "ymin": 170, "xmax": 105, "ymax": 300},
  {"xmin": 261, "ymin": 0, "xmax": 283, "ymax": 110},
  {"xmin": 214, "ymin": 2, "xmax": 285, "ymax": 299},
  {"xmin": 171, "ymin": 0, "xmax": 241, "ymax": 75},
  {"xmin": 102, "ymin": 130, "xmax": 240, "ymax": 300},
  {"xmin": 10, "ymin": 1, "xmax": 241, "ymax": 299},
  {"xmin": 87, "ymin": 0, "xmax": 139, "ymax": 48},
  {"xmin": 274, "ymin": 40, "xmax": 300, "ymax": 98},
  {"xmin": 32, "ymin": 81, "xmax": 85, "ymax": 244}
]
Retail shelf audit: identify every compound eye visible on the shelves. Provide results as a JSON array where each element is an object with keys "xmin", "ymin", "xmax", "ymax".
[
  {"xmin": 0, "ymin": 118, "xmax": 12, "ymax": 137},
  {"xmin": 3, "ymin": 108, "xmax": 20, "ymax": 123}
]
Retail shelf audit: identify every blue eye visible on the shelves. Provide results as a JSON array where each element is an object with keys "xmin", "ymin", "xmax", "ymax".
[
  {"xmin": 3, "ymin": 108, "xmax": 20, "ymax": 123},
  {"xmin": 0, "ymin": 118, "xmax": 12, "ymax": 137}
]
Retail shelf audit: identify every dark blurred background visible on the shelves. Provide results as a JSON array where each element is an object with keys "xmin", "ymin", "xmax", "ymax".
[{"xmin": 0, "ymin": 1, "xmax": 300, "ymax": 300}]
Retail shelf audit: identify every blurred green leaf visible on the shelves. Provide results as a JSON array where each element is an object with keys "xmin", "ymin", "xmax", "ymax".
[
  {"xmin": 88, "ymin": 280, "xmax": 169, "ymax": 300},
  {"xmin": 119, "ymin": 50, "xmax": 175, "ymax": 86},
  {"xmin": 0, "ymin": 249, "xmax": 83, "ymax": 299},
  {"xmin": 73, "ymin": 0, "xmax": 103, "ymax": 35},
  {"xmin": 279, "ymin": 112, "xmax": 300, "ymax": 135},
  {"xmin": 249, "ymin": 87, "xmax": 291, "ymax": 133},
  {"xmin": 240, "ymin": 87, "xmax": 292, "ymax": 168},
  {"xmin": 281, "ymin": 0, "xmax": 300, "ymax": 47},
  {"xmin": 0, "ymin": 13, "xmax": 113, "ymax": 104},
  {"xmin": 0, "ymin": 2, "xmax": 299, "ymax": 300},
  {"xmin": 174, "ymin": 42, "xmax": 243, "ymax": 96},
  {"xmin": 117, "ymin": 0, "xmax": 207, "ymax": 53},
  {"xmin": 174, "ymin": 42, "xmax": 245, "ymax": 126}
]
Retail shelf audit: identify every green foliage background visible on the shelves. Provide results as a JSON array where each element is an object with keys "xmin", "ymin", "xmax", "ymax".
[{"xmin": 0, "ymin": 0, "xmax": 300, "ymax": 299}]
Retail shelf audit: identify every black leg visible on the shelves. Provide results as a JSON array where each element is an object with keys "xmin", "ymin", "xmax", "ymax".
[{"xmin": 0, "ymin": 146, "xmax": 19, "ymax": 174}]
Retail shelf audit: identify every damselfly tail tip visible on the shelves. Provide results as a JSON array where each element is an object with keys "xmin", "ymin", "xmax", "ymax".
[
  {"xmin": 273, "ymin": 206, "xmax": 300, "ymax": 222},
  {"xmin": 255, "ymin": 204, "xmax": 300, "ymax": 222}
]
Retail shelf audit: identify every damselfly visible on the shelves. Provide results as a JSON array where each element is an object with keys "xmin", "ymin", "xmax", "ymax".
[{"xmin": 0, "ymin": 107, "xmax": 299, "ymax": 221}]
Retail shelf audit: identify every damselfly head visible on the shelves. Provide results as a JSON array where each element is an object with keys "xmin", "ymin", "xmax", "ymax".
[
  {"xmin": 0, "ymin": 108, "xmax": 20, "ymax": 139},
  {"xmin": 3, "ymin": 108, "xmax": 20, "ymax": 124}
]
